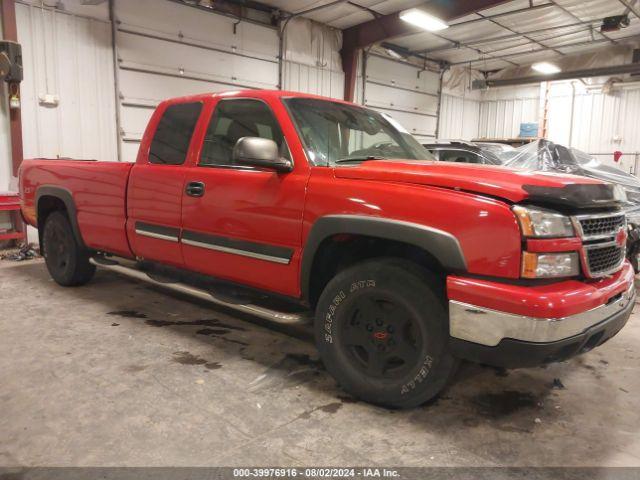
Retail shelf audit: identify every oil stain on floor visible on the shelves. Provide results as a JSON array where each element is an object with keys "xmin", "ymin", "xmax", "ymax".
[{"xmin": 172, "ymin": 351, "xmax": 222, "ymax": 370}]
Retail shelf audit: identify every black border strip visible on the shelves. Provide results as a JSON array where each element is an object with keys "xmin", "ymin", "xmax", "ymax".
[
  {"xmin": 135, "ymin": 222, "xmax": 180, "ymax": 242},
  {"xmin": 182, "ymin": 230, "xmax": 292, "ymax": 264}
]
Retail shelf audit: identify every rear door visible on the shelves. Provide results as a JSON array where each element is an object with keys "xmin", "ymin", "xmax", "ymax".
[
  {"xmin": 180, "ymin": 96, "xmax": 309, "ymax": 297},
  {"xmin": 126, "ymin": 101, "xmax": 204, "ymax": 267}
]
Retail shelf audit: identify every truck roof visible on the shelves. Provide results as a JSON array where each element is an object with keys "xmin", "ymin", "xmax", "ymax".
[{"xmin": 159, "ymin": 89, "xmax": 355, "ymax": 108}]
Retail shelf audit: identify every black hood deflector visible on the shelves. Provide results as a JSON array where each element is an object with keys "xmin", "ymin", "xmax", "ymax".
[{"xmin": 523, "ymin": 183, "xmax": 623, "ymax": 210}]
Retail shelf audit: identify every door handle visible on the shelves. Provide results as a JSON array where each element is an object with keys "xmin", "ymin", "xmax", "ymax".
[{"xmin": 185, "ymin": 181, "xmax": 205, "ymax": 197}]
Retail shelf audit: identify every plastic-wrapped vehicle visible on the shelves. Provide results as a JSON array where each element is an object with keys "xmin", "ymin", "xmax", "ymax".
[
  {"xmin": 474, "ymin": 141, "xmax": 516, "ymax": 156},
  {"xmin": 422, "ymin": 140, "xmax": 503, "ymax": 165},
  {"xmin": 502, "ymin": 140, "xmax": 640, "ymax": 272}
]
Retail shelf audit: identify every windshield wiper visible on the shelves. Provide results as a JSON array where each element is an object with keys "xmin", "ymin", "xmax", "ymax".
[{"xmin": 335, "ymin": 155, "xmax": 386, "ymax": 163}]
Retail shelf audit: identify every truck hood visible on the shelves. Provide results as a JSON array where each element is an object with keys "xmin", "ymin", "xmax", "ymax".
[{"xmin": 334, "ymin": 160, "xmax": 620, "ymax": 208}]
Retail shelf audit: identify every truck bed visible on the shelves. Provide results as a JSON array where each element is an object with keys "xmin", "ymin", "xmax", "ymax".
[{"xmin": 20, "ymin": 159, "xmax": 134, "ymax": 257}]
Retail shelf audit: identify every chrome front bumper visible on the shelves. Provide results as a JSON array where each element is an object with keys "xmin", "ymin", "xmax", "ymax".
[{"xmin": 449, "ymin": 283, "xmax": 636, "ymax": 347}]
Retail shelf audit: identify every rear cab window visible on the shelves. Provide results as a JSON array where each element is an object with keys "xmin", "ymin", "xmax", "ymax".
[{"xmin": 149, "ymin": 102, "xmax": 203, "ymax": 165}]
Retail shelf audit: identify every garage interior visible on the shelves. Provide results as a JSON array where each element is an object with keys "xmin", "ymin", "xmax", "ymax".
[{"xmin": 1, "ymin": 0, "xmax": 640, "ymax": 473}]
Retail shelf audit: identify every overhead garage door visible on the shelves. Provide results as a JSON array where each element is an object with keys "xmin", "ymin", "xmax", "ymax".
[
  {"xmin": 114, "ymin": 0, "xmax": 279, "ymax": 161},
  {"xmin": 364, "ymin": 54, "xmax": 440, "ymax": 143}
]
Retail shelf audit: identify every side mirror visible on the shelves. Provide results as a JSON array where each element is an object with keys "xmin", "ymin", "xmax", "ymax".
[{"xmin": 233, "ymin": 137, "xmax": 293, "ymax": 173}]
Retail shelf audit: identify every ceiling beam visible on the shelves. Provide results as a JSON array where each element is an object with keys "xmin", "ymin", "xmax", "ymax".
[
  {"xmin": 340, "ymin": 0, "xmax": 514, "ymax": 100},
  {"xmin": 548, "ymin": 0, "xmax": 616, "ymax": 45},
  {"xmin": 429, "ymin": 2, "xmax": 555, "ymax": 30},
  {"xmin": 342, "ymin": 0, "xmax": 515, "ymax": 51},
  {"xmin": 474, "ymin": 11, "xmax": 566, "ymax": 56},
  {"xmin": 419, "ymin": 21, "xmax": 598, "ymax": 54},
  {"xmin": 618, "ymin": 0, "xmax": 640, "ymax": 21},
  {"xmin": 450, "ymin": 33, "xmax": 640, "ymax": 66},
  {"xmin": 473, "ymin": 62, "xmax": 640, "ymax": 88}
]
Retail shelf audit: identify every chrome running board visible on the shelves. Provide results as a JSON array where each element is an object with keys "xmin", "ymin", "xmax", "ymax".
[{"xmin": 89, "ymin": 258, "xmax": 311, "ymax": 325}]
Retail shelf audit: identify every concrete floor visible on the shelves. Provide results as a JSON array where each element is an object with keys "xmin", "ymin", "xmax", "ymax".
[{"xmin": 1, "ymin": 258, "xmax": 639, "ymax": 467}]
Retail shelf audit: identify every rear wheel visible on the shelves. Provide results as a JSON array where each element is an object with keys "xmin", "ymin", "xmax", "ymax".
[
  {"xmin": 314, "ymin": 258, "xmax": 457, "ymax": 408},
  {"xmin": 42, "ymin": 211, "xmax": 95, "ymax": 286}
]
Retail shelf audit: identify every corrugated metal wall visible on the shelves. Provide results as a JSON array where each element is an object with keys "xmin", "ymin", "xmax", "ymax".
[
  {"xmin": 478, "ymin": 85, "xmax": 540, "ymax": 140},
  {"xmin": 0, "ymin": 16, "xmax": 12, "ymax": 191},
  {"xmin": 547, "ymin": 83, "xmax": 640, "ymax": 172},
  {"xmin": 438, "ymin": 94, "xmax": 480, "ymax": 140},
  {"xmin": 0, "ymin": 84, "xmax": 11, "ymax": 191},
  {"xmin": 282, "ymin": 61, "xmax": 344, "ymax": 99},
  {"xmin": 281, "ymin": 17, "xmax": 344, "ymax": 99},
  {"xmin": 15, "ymin": 1, "xmax": 118, "ymax": 162},
  {"xmin": 476, "ymin": 81, "xmax": 640, "ymax": 172}
]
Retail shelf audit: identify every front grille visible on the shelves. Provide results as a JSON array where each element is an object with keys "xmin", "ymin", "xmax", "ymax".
[
  {"xmin": 578, "ymin": 214, "xmax": 625, "ymax": 239},
  {"xmin": 585, "ymin": 243, "xmax": 625, "ymax": 276},
  {"xmin": 573, "ymin": 212, "xmax": 626, "ymax": 277}
]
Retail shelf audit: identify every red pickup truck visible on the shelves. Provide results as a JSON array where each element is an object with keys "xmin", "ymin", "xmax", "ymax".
[{"xmin": 20, "ymin": 90, "xmax": 635, "ymax": 408}]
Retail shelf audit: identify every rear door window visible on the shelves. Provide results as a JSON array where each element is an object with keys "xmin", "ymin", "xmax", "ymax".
[{"xmin": 149, "ymin": 102, "xmax": 203, "ymax": 165}]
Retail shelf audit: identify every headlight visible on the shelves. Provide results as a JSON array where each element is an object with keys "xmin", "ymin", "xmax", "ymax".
[
  {"xmin": 513, "ymin": 205, "xmax": 574, "ymax": 238},
  {"xmin": 522, "ymin": 252, "xmax": 580, "ymax": 279}
]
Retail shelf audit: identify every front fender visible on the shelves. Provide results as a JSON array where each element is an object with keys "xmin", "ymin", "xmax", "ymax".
[{"xmin": 300, "ymin": 214, "xmax": 467, "ymax": 301}]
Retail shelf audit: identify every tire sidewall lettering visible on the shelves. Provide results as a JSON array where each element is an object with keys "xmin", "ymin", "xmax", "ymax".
[
  {"xmin": 400, "ymin": 355, "xmax": 434, "ymax": 395},
  {"xmin": 323, "ymin": 279, "xmax": 376, "ymax": 344}
]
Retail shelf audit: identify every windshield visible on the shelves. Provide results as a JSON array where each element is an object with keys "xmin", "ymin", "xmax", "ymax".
[{"xmin": 283, "ymin": 97, "xmax": 435, "ymax": 166}]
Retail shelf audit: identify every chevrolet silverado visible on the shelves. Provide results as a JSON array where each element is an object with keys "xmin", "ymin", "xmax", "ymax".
[{"xmin": 20, "ymin": 90, "xmax": 635, "ymax": 408}]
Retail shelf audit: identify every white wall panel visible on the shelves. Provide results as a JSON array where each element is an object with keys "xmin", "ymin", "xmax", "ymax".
[
  {"xmin": 548, "ymin": 86, "xmax": 640, "ymax": 173},
  {"xmin": 117, "ymin": 31, "xmax": 278, "ymax": 91},
  {"xmin": 281, "ymin": 17, "xmax": 344, "ymax": 100},
  {"xmin": 438, "ymin": 94, "xmax": 480, "ymax": 140},
  {"xmin": 476, "ymin": 81, "xmax": 640, "ymax": 173},
  {"xmin": 374, "ymin": 107, "xmax": 438, "ymax": 140},
  {"xmin": 364, "ymin": 54, "xmax": 440, "ymax": 139},
  {"xmin": 478, "ymin": 95, "xmax": 540, "ymax": 139},
  {"xmin": 283, "ymin": 60, "xmax": 344, "ymax": 99},
  {"xmin": 116, "ymin": 0, "xmax": 278, "ymax": 60},
  {"xmin": 16, "ymin": 2, "xmax": 118, "ymax": 162},
  {"xmin": 366, "ymin": 55, "xmax": 439, "ymax": 95},
  {"xmin": 0, "ymin": 14, "xmax": 13, "ymax": 191},
  {"xmin": 0, "ymin": 84, "xmax": 11, "ymax": 191},
  {"xmin": 114, "ymin": 0, "xmax": 279, "ymax": 160}
]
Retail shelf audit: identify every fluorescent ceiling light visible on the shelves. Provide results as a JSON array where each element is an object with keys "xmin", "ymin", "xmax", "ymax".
[
  {"xmin": 532, "ymin": 62, "xmax": 561, "ymax": 74},
  {"xmin": 399, "ymin": 8, "xmax": 448, "ymax": 32}
]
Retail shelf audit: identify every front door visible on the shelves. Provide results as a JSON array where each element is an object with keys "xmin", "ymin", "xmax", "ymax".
[
  {"xmin": 180, "ymin": 97, "xmax": 308, "ymax": 297},
  {"xmin": 182, "ymin": 98, "xmax": 308, "ymax": 296}
]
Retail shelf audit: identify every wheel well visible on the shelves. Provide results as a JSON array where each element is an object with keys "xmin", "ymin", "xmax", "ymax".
[
  {"xmin": 307, "ymin": 234, "xmax": 446, "ymax": 308},
  {"xmin": 37, "ymin": 195, "xmax": 68, "ymax": 244}
]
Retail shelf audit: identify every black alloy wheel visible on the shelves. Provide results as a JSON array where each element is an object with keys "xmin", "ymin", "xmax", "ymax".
[{"xmin": 339, "ymin": 294, "xmax": 422, "ymax": 379}]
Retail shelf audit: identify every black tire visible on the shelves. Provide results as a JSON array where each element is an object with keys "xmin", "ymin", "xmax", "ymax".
[
  {"xmin": 315, "ymin": 258, "xmax": 457, "ymax": 408},
  {"xmin": 42, "ymin": 211, "xmax": 95, "ymax": 286}
]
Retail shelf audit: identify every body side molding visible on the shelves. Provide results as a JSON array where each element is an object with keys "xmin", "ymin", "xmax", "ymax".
[{"xmin": 300, "ymin": 215, "xmax": 467, "ymax": 300}]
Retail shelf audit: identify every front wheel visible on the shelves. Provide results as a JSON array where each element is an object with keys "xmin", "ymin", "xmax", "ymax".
[
  {"xmin": 42, "ymin": 211, "xmax": 96, "ymax": 286},
  {"xmin": 314, "ymin": 258, "xmax": 457, "ymax": 408}
]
